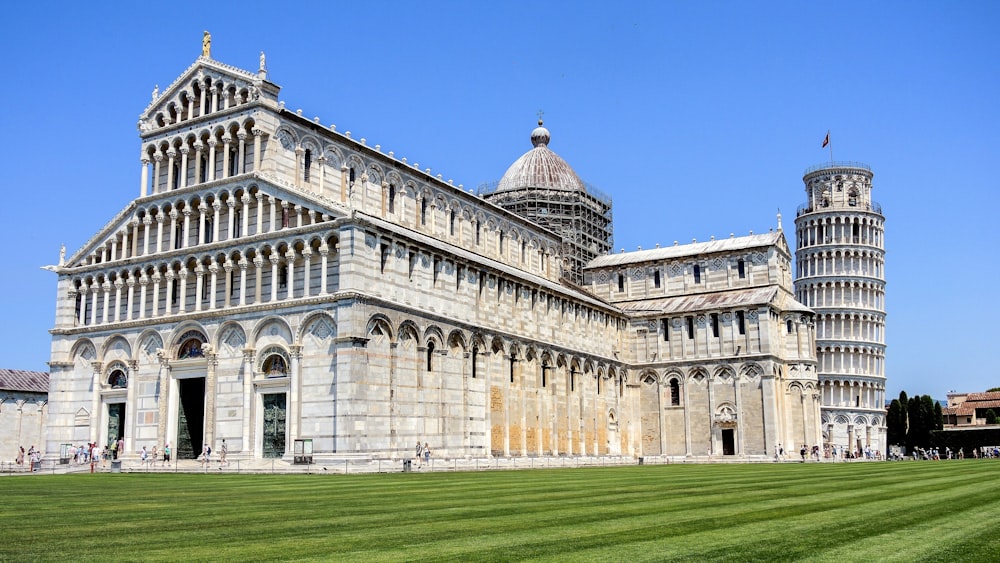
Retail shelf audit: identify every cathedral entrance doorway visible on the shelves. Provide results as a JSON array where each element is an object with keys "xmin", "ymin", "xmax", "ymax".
[
  {"xmin": 262, "ymin": 393, "xmax": 287, "ymax": 458},
  {"xmin": 722, "ymin": 428, "xmax": 736, "ymax": 455},
  {"xmin": 176, "ymin": 377, "xmax": 205, "ymax": 459},
  {"xmin": 107, "ymin": 402, "xmax": 125, "ymax": 449}
]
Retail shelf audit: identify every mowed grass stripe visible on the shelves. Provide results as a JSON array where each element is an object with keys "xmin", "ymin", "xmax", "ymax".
[{"xmin": 2, "ymin": 461, "xmax": 998, "ymax": 561}]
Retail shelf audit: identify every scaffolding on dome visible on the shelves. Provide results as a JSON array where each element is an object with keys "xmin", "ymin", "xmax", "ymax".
[{"xmin": 477, "ymin": 182, "xmax": 613, "ymax": 285}]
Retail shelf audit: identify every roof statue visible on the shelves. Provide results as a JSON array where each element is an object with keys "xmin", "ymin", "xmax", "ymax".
[
  {"xmin": 151, "ymin": 84, "xmax": 159, "ymax": 102},
  {"xmin": 202, "ymin": 31, "xmax": 211, "ymax": 58},
  {"xmin": 260, "ymin": 51, "xmax": 266, "ymax": 72}
]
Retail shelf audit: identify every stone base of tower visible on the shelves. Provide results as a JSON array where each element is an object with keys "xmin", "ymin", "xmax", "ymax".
[{"xmin": 821, "ymin": 407, "xmax": 886, "ymax": 458}]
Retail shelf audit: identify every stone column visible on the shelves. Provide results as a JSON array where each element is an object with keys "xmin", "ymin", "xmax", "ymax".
[
  {"xmin": 318, "ymin": 244, "xmax": 329, "ymax": 295},
  {"xmin": 254, "ymin": 193, "xmax": 265, "ymax": 235},
  {"xmin": 237, "ymin": 132, "xmax": 247, "ymax": 175},
  {"xmin": 212, "ymin": 201, "xmax": 222, "ymax": 243},
  {"xmin": 193, "ymin": 141, "xmax": 204, "ymax": 184},
  {"xmin": 155, "ymin": 213, "xmax": 165, "ymax": 254},
  {"xmin": 226, "ymin": 200, "xmax": 236, "ymax": 240},
  {"xmin": 138, "ymin": 273, "xmax": 149, "ymax": 319},
  {"xmin": 125, "ymin": 277, "xmax": 136, "ymax": 321},
  {"xmin": 208, "ymin": 261, "xmax": 219, "ymax": 310},
  {"xmin": 177, "ymin": 267, "xmax": 188, "ymax": 314},
  {"xmin": 90, "ymin": 361, "xmax": 102, "ymax": 444},
  {"xmin": 221, "ymin": 135, "xmax": 232, "ymax": 179},
  {"xmin": 164, "ymin": 271, "xmax": 175, "ymax": 316},
  {"xmin": 152, "ymin": 153, "xmax": 163, "ymax": 195},
  {"xmin": 269, "ymin": 253, "xmax": 280, "ymax": 302},
  {"xmin": 140, "ymin": 156, "xmax": 151, "ymax": 197},
  {"xmin": 156, "ymin": 352, "xmax": 171, "ymax": 453},
  {"xmin": 112, "ymin": 279, "xmax": 123, "ymax": 323},
  {"xmin": 125, "ymin": 360, "xmax": 139, "ymax": 454},
  {"xmin": 252, "ymin": 128, "xmax": 263, "ymax": 172},
  {"xmin": 168, "ymin": 210, "xmax": 178, "ymax": 251},
  {"xmin": 166, "ymin": 149, "xmax": 176, "ymax": 192},
  {"xmin": 238, "ymin": 259, "xmax": 248, "ymax": 306},
  {"xmin": 269, "ymin": 197, "xmax": 277, "ymax": 232},
  {"xmin": 288, "ymin": 345, "xmax": 302, "ymax": 455},
  {"xmin": 194, "ymin": 264, "xmax": 205, "ymax": 312},
  {"xmin": 241, "ymin": 194, "xmax": 251, "ymax": 237},
  {"xmin": 130, "ymin": 220, "xmax": 140, "ymax": 258},
  {"xmin": 301, "ymin": 248, "xmax": 312, "ymax": 298},
  {"xmin": 197, "ymin": 203, "xmax": 208, "ymax": 245},
  {"xmin": 683, "ymin": 374, "xmax": 692, "ymax": 456},
  {"xmin": 317, "ymin": 155, "xmax": 326, "ymax": 195},
  {"xmin": 142, "ymin": 216, "xmax": 152, "ymax": 256},
  {"xmin": 253, "ymin": 256, "xmax": 264, "ymax": 304},
  {"xmin": 285, "ymin": 249, "xmax": 296, "ymax": 299},
  {"xmin": 223, "ymin": 259, "xmax": 233, "ymax": 308},
  {"xmin": 241, "ymin": 348, "xmax": 254, "ymax": 455},
  {"xmin": 182, "ymin": 208, "xmax": 192, "ymax": 249},
  {"xmin": 100, "ymin": 281, "xmax": 111, "ymax": 324},
  {"xmin": 151, "ymin": 272, "xmax": 161, "ymax": 318},
  {"xmin": 179, "ymin": 146, "xmax": 190, "ymax": 190},
  {"xmin": 203, "ymin": 345, "xmax": 218, "ymax": 451}
]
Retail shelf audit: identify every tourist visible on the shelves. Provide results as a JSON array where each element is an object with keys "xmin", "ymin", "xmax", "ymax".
[
  {"xmin": 140, "ymin": 446, "xmax": 149, "ymax": 467},
  {"xmin": 151, "ymin": 445, "xmax": 158, "ymax": 466},
  {"xmin": 16, "ymin": 446, "xmax": 24, "ymax": 466},
  {"xmin": 219, "ymin": 439, "xmax": 228, "ymax": 466},
  {"xmin": 416, "ymin": 442, "xmax": 424, "ymax": 468},
  {"xmin": 163, "ymin": 443, "xmax": 171, "ymax": 466},
  {"xmin": 424, "ymin": 442, "xmax": 431, "ymax": 466}
]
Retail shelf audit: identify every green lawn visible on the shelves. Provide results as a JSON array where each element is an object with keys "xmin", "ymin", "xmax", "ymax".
[{"xmin": 2, "ymin": 461, "xmax": 998, "ymax": 562}]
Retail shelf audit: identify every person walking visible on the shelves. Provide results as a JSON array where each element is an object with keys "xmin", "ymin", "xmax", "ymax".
[
  {"xmin": 423, "ymin": 442, "xmax": 431, "ymax": 466},
  {"xmin": 162, "ymin": 444, "xmax": 171, "ymax": 466},
  {"xmin": 415, "ymin": 442, "xmax": 424, "ymax": 468},
  {"xmin": 219, "ymin": 439, "xmax": 228, "ymax": 466}
]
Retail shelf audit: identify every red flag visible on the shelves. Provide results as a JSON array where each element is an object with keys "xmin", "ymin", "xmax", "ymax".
[{"xmin": 821, "ymin": 132, "xmax": 830, "ymax": 148}]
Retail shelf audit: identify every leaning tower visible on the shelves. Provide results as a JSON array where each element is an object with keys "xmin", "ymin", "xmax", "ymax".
[{"xmin": 793, "ymin": 163, "xmax": 887, "ymax": 456}]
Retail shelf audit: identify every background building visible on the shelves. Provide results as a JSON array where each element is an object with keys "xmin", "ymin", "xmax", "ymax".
[
  {"xmin": 0, "ymin": 369, "xmax": 48, "ymax": 462},
  {"xmin": 793, "ymin": 163, "xmax": 887, "ymax": 455},
  {"xmin": 43, "ymin": 45, "xmax": 819, "ymax": 465},
  {"xmin": 478, "ymin": 120, "xmax": 613, "ymax": 286}
]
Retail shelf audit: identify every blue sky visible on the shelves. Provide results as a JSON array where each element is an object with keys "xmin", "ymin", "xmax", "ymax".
[{"xmin": 1, "ymin": 1, "xmax": 996, "ymax": 399}]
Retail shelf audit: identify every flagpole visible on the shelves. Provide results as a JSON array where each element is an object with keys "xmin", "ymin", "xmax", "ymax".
[{"xmin": 828, "ymin": 130, "xmax": 833, "ymax": 164}]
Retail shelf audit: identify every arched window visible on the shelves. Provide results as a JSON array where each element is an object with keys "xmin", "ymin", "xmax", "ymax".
[
  {"xmin": 177, "ymin": 336, "xmax": 205, "ymax": 358},
  {"xmin": 262, "ymin": 353, "xmax": 288, "ymax": 377},
  {"xmin": 388, "ymin": 184, "xmax": 396, "ymax": 214},
  {"xmin": 426, "ymin": 341, "xmax": 435, "ymax": 372},
  {"xmin": 669, "ymin": 379, "xmax": 680, "ymax": 406},
  {"xmin": 108, "ymin": 367, "xmax": 128, "ymax": 389}
]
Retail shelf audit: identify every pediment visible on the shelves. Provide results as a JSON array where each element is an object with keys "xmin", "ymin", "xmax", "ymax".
[
  {"xmin": 64, "ymin": 201, "xmax": 140, "ymax": 269},
  {"xmin": 137, "ymin": 57, "xmax": 280, "ymax": 136}
]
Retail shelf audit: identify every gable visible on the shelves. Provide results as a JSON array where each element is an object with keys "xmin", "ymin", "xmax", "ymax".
[{"xmin": 138, "ymin": 57, "xmax": 280, "ymax": 136}]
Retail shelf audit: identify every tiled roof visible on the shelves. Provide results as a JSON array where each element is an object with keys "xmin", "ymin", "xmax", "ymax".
[
  {"xmin": 586, "ymin": 232, "xmax": 783, "ymax": 269},
  {"xmin": 964, "ymin": 392, "xmax": 1000, "ymax": 402},
  {"xmin": 0, "ymin": 369, "xmax": 49, "ymax": 393}
]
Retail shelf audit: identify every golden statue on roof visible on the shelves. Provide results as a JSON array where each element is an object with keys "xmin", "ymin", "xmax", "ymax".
[{"xmin": 202, "ymin": 31, "xmax": 212, "ymax": 58}]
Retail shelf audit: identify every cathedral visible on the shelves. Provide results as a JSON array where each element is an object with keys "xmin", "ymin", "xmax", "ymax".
[{"xmin": 43, "ymin": 40, "xmax": 824, "ymax": 464}]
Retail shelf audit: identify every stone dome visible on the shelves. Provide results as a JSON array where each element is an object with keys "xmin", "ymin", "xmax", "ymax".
[{"xmin": 496, "ymin": 120, "xmax": 585, "ymax": 193}]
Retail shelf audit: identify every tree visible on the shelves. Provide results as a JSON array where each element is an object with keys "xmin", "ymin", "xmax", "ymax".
[
  {"xmin": 986, "ymin": 409, "xmax": 999, "ymax": 425},
  {"xmin": 887, "ymin": 399, "xmax": 905, "ymax": 445},
  {"xmin": 987, "ymin": 387, "xmax": 1000, "ymax": 393},
  {"xmin": 934, "ymin": 401, "xmax": 943, "ymax": 431}
]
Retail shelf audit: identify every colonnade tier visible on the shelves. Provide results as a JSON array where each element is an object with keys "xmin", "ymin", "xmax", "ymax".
[
  {"xmin": 819, "ymin": 377, "xmax": 886, "ymax": 414},
  {"xmin": 68, "ymin": 233, "xmax": 338, "ymax": 326},
  {"xmin": 149, "ymin": 73, "xmax": 258, "ymax": 130},
  {"xmin": 811, "ymin": 312, "xmax": 886, "ymax": 345},
  {"xmin": 795, "ymin": 213, "xmax": 885, "ymax": 250},
  {"xmin": 815, "ymin": 345, "xmax": 885, "ymax": 378},
  {"xmin": 795, "ymin": 281, "xmax": 885, "ymax": 310},
  {"xmin": 795, "ymin": 248, "xmax": 885, "ymax": 279},
  {"xmin": 80, "ymin": 184, "xmax": 339, "ymax": 267}
]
